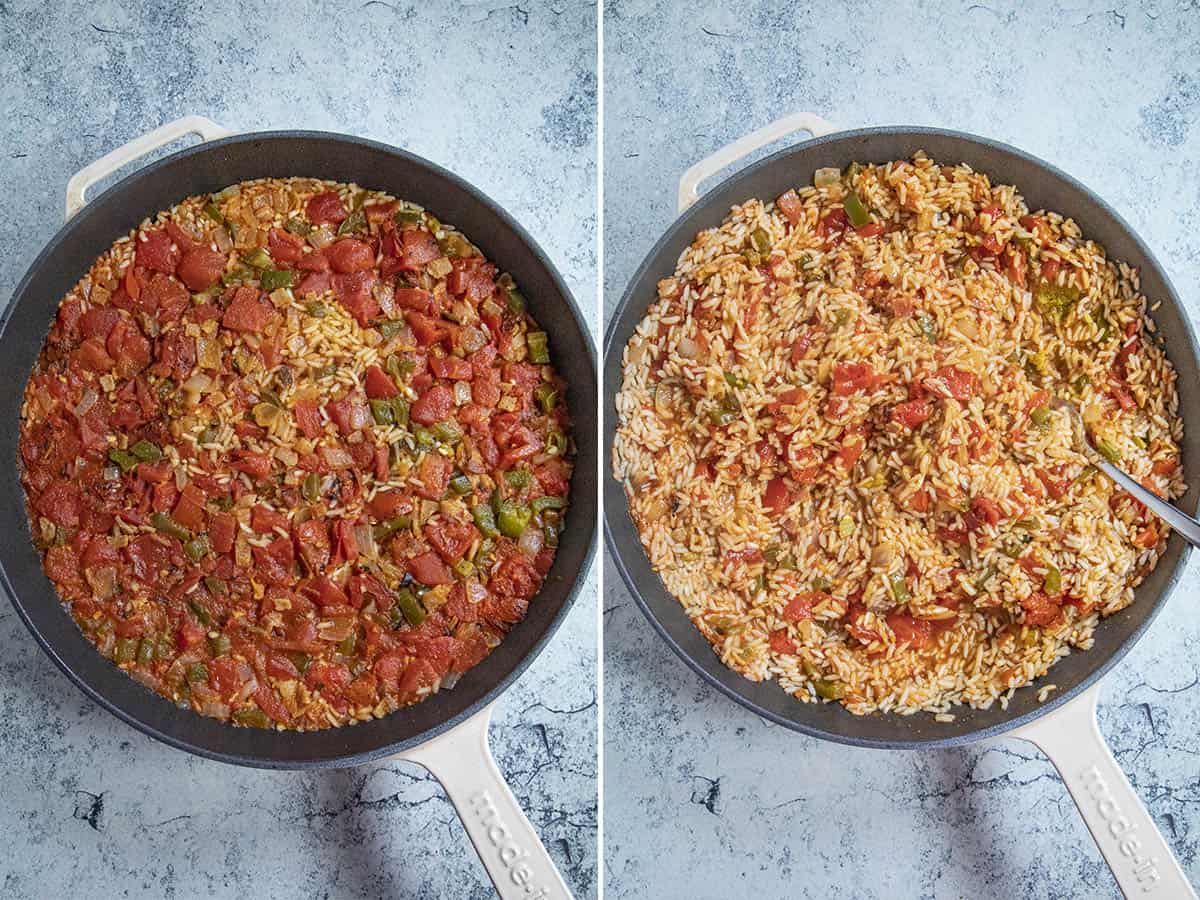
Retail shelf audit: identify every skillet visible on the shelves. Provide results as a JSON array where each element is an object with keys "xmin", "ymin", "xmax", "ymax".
[
  {"xmin": 604, "ymin": 113, "xmax": 1198, "ymax": 897},
  {"xmin": 3, "ymin": 117, "xmax": 597, "ymax": 899}
]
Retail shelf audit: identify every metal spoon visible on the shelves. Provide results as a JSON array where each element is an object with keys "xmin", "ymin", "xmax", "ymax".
[{"xmin": 1053, "ymin": 397, "xmax": 1200, "ymax": 549}]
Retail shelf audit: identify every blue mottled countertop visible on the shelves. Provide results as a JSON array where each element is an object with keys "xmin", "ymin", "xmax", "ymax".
[
  {"xmin": 603, "ymin": 2, "xmax": 1200, "ymax": 897},
  {"xmin": 0, "ymin": 2, "xmax": 597, "ymax": 898}
]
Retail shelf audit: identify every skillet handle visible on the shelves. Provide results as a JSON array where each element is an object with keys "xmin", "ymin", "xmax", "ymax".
[
  {"xmin": 65, "ymin": 115, "xmax": 232, "ymax": 221},
  {"xmin": 1012, "ymin": 682, "xmax": 1196, "ymax": 897},
  {"xmin": 397, "ymin": 704, "xmax": 573, "ymax": 899},
  {"xmin": 677, "ymin": 111, "xmax": 837, "ymax": 213}
]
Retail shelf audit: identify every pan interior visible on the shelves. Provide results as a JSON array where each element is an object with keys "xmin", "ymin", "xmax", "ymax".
[
  {"xmin": 0, "ymin": 132, "xmax": 598, "ymax": 768},
  {"xmin": 603, "ymin": 127, "xmax": 1198, "ymax": 748}
]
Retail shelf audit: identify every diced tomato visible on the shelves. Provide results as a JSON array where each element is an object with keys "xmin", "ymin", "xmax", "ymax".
[
  {"xmin": 763, "ymin": 477, "xmax": 792, "ymax": 515},
  {"xmin": 405, "ymin": 311, "xmax": 453, "ymax": 348},
  {"xmin": 80, "ymin": 305, "xmax": 120, "ymax": 340},
  {"xmin": 392, "ymin": 287, "xmax": 435, "ymax": 315},
  {"xmin": 293, "ymin": 398, "xmax": 323, "ymax": 438},
  {"xmin": 324, "ymin": 392, "xmax": 368, "ymax": 435},
  {"xmin": 368, "ymin": 489, "xmax": 409, "ymax": 521},
  {"xmin": 907, "ymin": 489, "xmax": 931, "ymax": 513},
  {"xmin": 251, "ymin": 504, "xmax": 289, "ymax": 534},
  {"xmin": 222, "ymin": 286, "xmax": 275, "ymax": 333},
  {"xmin": 1152, "ymin": 458, "xmax": 1178, "ymax": 476},
  {"xmin": 926, "ymin": 366, "xmax": 979, "ymax": 402},
  {"xmin": 487, "ymin": 552, "xmax": 540, "ymax": 623},
  {"xmin": 306, "ymin": 660, "xmax": 353, "ymax": 695},
  {"xmin": 1035, "ymin": 467, "xmax": 1072, "ymax": 501},
  {"xmin": 252, "ymin": 536, "xmax": 295, "ymax": 584},
  {"xmin": 306, "ymin": 191, "xmax": 347, "ymax": 225},
  {"xmin": 1109, "ymin": 380, "xmax": 1136, "ymax": 411},
  {"xmin": 293, "ymin": 519, "xmax": 331, "ymax": 573},
  {"xmin": 430, "ymin": 356, "xmax": 473, "ymax": 380},
  {"xmin": 819, "ymin": 207, "xmax": 849, "ymax": 241},
  {"xmin": 230, "ymin": 450, "xmax": 272, "ymax": 481},
  {"xmin": 347, "ymin": 573, "xmax": 390, "ymax": 611},
  {"xmin": 1021, "ymin": 591, "xmax": 1062, "ymax": 627},
  {"xmin": 1040, "ymin": 257, "xmax": 1061, "ymax": 281},
  {"xmin": 891, "ymin": 398, "xmax": 931, "ymax": 429},
  {"xmin": 172, "ymin": 484, "xmax": 207, "ymax": 532},
  {"xmin": 968, "ymin": 496, "xmax": 1002, "ymax": 528},
  {"xmin": 834, "ymin": 427, "xmax": 866, "ymax": 473},
  {"xmin": 36, "ymin": 479, "xmax": 82, "ymax": 527},
  {"xmin": 886, "ymin": 612, "xmax": 936, "ymax": 649},
  {"xmin": 783, "ymin": 592, "xmax": 824, "ymax": 622},
  {"xmin": 398, "ymin": 660, "xmax": 440, "ymax": 697},
  {"xmin": 177, "ymin": 616, "xmax": 207, "ymax": 649},
  {"xmin": 363, "ymin": 365, "xmax": 399, "ymax": 399},
  {"xmin": 177, "ymin": 247, "xmax": 227, "ymax": 291},
  {"xmin": 776, "ymin": 189, "xmax": 804, "ymax": 226},
  {"xmin": 126, "ymin": 533, "xmax": 170, "ymax": 582},
  {"xmin": 267, "ymin": 227, "xmax": 306, "ymax": 265},
  {"xmin": 769, "ymin": 630, "xmax": 798, "ymax": 655},
  {"xmin": 1002, "ymin": 248, "xmax": 1026, "ymax": 288},
  {"xmin": 413, "ymin": 452, "xmax": 452, "ymax": 500},
  {"xmin": 425, "ymin": 516, "xmax": 476, "ymax": 564},
  {"xmin": 254, "ymin": 685, "xmax": 292, "ymax": 724},
  {"xmin": 411, "ymin": 383, "xmax": 454, "ymax": 426},
  {"xmin": 209, "ymin": 513, "xmax": 236, "ymax": 554},
  {"xmin": 786, "ymin": 443, "xmax": 821, "ymax": 483},
  {"xmin": 330, "ymin": 519, "xmax": 361, "ymax": 565},
  {"xmin": 857, "ymin": 222, "xmax": 885, "ymax": 238},
  {"xmin": 296, "ymin": 271, "xmax": 333, "ymax": 297},
  {"xmin": 332, "ymin": 271, "xmax": 380, "ymax": 326},
  {"xmin": 408, "ymin": 550, "xmax": 453, "ymax": 586},
  {"xmin": 831, "ymin": 361, "xmax": 879, "ymax": 396},
  {"xmin": 307, "ymin": 575, "xmax": 349, "ymax": 610},
  {"xmin": 398, "ymin": 229, "xmax": 441, "ymax": 269},
  {"xmin": 136, "ymin": 228, "xmax": 180, "ymax": 274},
  {"xmin": 326, "ymin": 238, "xmax": 375, "ymax": 274},
  {"xmin": 151, "ymin": 482, "xmax": 178, "ymax": 513},
  {"xmin": 141, "ymin": 272, "xmax": 190, "ymax": 324},
  {"xmin": 1133, "ymin": 523, "xmax": 1159, "ymax": 549},
  {"xmin": 74, "ymin": 336, "xmax": 115, "ymax": 373}
]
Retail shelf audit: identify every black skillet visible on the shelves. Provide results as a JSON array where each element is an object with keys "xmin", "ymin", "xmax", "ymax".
[
  {"xmin": 604, "ymin": 117, "xmax": 1198, "ymax": 897},
  {"xmin": 2, "ymin": 117, "xmax": 596, "ymax": 899}
]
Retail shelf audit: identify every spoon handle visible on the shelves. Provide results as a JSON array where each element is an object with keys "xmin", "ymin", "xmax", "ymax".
[{"xmin": 1097, "ymin": 459, "xmax": 1200, "ymax": 550}]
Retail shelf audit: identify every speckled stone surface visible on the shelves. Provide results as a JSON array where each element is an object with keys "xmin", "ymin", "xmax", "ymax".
[
  {"xmin": 603, "ymin": 2, "xmax": 1200, "ymax": 897},
  {"xmin": 0, "ymin": 2, "xmax": 597, "ymax": 898}
]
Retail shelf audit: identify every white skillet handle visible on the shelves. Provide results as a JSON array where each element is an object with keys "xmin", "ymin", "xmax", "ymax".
[
  {"xmin": 65, "ymin": 115, "xmax": 232, "ymax": 221},
  {"xmin": 677, "ymin": 111, "xmax": 837, "ymax": 213},
  {"xmin": 1013, "ymin": 682, "xmax": 1196, "ymax": 897},
  {"xmin": 398, "ymin": 704, "xmax": 572, "ymax": 898}
]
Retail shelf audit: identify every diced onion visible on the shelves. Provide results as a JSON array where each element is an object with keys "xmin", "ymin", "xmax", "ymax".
[
  {"xmin": 85, "ymin": 566, "xmax": 118, "ymax": 600},
  {"xmin": 182, "ymin": 373, "xmax": 213, "ymax": 394},
  {"xmin": 73, "ymin": 387, "xmax": 98, "ymax": 418},
  {"xmin": 213, "ymin": 226, "xmax": 233, "ymax": 253},
  {"xmin": 814, "ymin": 167, "xmax": 841, "ymax": 187},
  {"xmin": 454, "ymin": 380, "xmax": 472, "ymax": 405},
  {"xmin": 309, "ymin": 226, "xmax": 334, "ymax": 249},
  {"xmin": 353, "ymin": 522, "xmax": 376, "ymax": 558},
  {"xmin": 676, "ymin": 337, "xmax": 699, "ymax": 359},
  {"xmin": 518, "ymin": 524, "xmax": 544, "ymax": 558},
  {"xmin": 460, "ymin": 325, "xmax": 487, "ymax": 353},
  {"xmin": 321, "ymin": 446, "xmax": 355, "ymax": 469}
]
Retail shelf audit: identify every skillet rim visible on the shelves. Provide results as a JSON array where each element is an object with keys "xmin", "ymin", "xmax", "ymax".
[
  {"xmin": 603, "ymin": 124, "xmax": 1196, "ymax": 749},
  {"xmin": 1, "ymin": 128, "xmax": 599, "ymax": 768}
]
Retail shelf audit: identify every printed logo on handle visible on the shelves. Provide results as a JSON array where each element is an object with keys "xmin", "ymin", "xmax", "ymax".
[
  {"xmin": 469, "ymin": 789, "xmax": 554, "ymax": 898},
  {"xmin": 1078, "ymin": 764, "xmax": 1161, "ymax": 892}
]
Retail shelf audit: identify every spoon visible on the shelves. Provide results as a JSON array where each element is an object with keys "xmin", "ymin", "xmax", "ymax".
[{"xmin": 1053, "ymin": 397, "xmax": 1200, "ymax": 549}]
